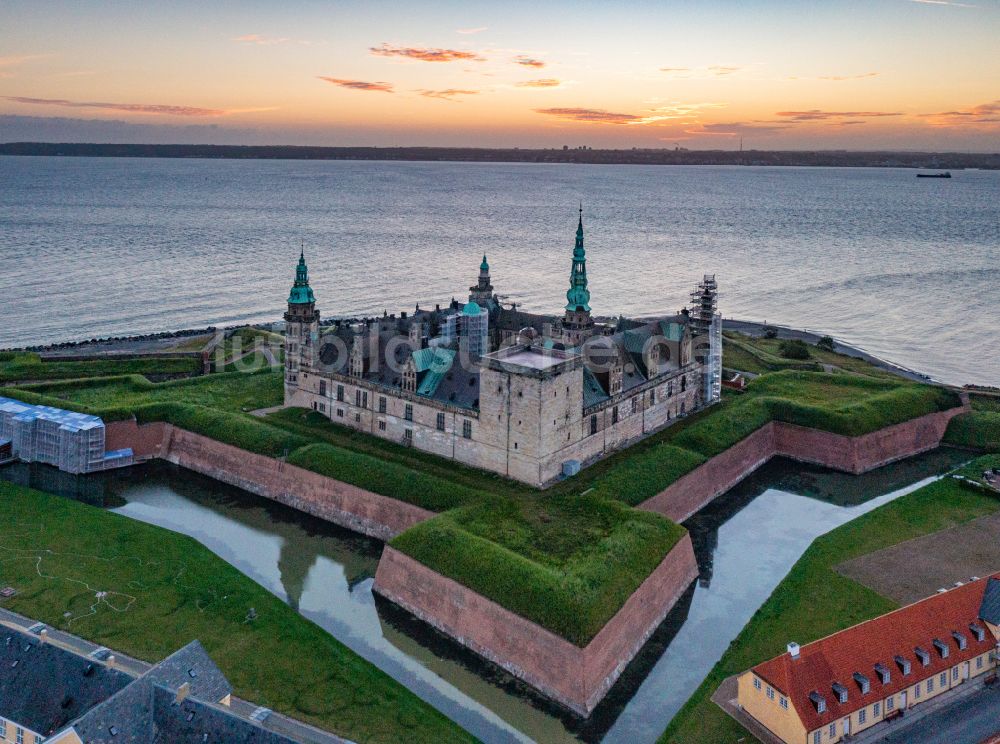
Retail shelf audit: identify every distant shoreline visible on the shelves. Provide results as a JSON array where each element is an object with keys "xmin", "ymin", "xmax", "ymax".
[{"xmin": 2, "ymin": 142, "xmax": 998, "ymax": 169}]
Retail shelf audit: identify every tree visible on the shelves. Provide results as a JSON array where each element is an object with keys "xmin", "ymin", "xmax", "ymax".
[
  {"xmin": 817, "ymin": 335, "xmax": 835, "ymax": 352},
  {"xmin": 779, "ymin": 339, "xmax": 811, "ymax": 360},
  {"xmin": 763, "ymin": 326, "xmax": 779, "ymax": 339}
]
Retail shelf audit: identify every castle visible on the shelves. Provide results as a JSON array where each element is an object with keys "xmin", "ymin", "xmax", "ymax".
[{"xmin": 282, "ymin": 210, "xmax": 721, "ymax": 487}]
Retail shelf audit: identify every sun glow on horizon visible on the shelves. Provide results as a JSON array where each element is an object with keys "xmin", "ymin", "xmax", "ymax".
[{"xmin": 1, "ymin": 0, "xmax": 998, "ymax": 150}]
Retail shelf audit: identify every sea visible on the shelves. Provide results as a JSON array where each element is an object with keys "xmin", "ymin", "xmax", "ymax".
[{"xmin": 0, "ymin": 155, "xmax": 997, "ymax": 386}]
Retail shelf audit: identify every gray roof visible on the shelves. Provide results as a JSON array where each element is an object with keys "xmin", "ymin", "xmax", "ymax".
[
  {"xmin": 150, "ymin": 685, "xmax": 295, "ymax": 743},
  {"xmin": 979, "ymin": 577, "xmax": 1000, "ymax": 625},
  {"xmin": 0, "ymin": 629, "xmax": 133, "ymax": 737},
  {"xmin": 140, "ymin": 640, "xmax": 231, "ymax": 704}
]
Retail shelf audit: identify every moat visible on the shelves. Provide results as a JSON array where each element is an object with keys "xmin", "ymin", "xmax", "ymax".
[{"xmin": 0, "ymin": 447, "xmax": 969, "ymax": 744}]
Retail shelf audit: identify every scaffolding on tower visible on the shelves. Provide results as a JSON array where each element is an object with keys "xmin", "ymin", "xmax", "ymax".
[{"xmin": 689, "ymin": 275, "xmax": 722, "ymax": 403}]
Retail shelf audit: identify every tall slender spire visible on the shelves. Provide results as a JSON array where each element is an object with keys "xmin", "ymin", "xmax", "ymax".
[
  {"xmin": 287, "ymin": 248, "xmax": 316, "ymax": 305},
  {"xmin": 565, "ymin": 206, "xmax": 591, "ymax": 312}
]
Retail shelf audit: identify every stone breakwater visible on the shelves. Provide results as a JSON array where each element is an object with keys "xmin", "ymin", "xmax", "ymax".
[{"xmin": 373, "ymin": 537, "xmax": 699, "ymax": 716}]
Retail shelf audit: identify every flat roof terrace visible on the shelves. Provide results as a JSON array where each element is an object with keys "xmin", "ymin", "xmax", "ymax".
[{"xmin": 481, "ymin": 344, "xmax": 582, "ymax": 378}]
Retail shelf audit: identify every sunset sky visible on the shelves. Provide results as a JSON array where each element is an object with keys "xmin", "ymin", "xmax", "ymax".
[{"xmin": 2, "ymin": 0, "xmax": 999, "ymax": 150}]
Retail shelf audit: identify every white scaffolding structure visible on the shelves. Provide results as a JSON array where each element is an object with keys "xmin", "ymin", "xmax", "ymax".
[{"xmin": 0, "ymin": 397, "xmax": 133, "ymax": 474}]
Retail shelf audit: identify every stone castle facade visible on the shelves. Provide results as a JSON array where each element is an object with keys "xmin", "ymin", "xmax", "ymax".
[{"xmin": 282, "ymin": 210, "xmax": 721, "ymax": 487}]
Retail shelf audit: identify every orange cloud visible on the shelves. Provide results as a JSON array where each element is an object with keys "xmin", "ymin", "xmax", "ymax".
[
  {"xmin": 535, "ymin": 107, "xmax": 640, "ymax": 124},
  {"xmin": 708, "ymin": 66, "xmax": 741, "ymax": 76},
  {"xmin": 318, "ymin": 77, "xmax": 394, "ymax": 93},
  {"xmin": 419, "ymin": 89, "xmax": 479, "ymax": 101},
  {"xmin": 514, "ymin": 56, "xmax": 546, "ymax": 68},
  {"xmin": 1, "ymin": 96, "xmax": 252, "ymax": 117},
  {"xmin": 370, "ymin": 43, "xmax": 484, "ymax": 62},
  {"xmin": 659, "ymin": 67, "xmax": 690, "ymax": 74},
  {"xmin": 515, "ymin": 78, "xmax": 561, "ymax": 88},
  {"xmin": 919, "ymin": 100, "xmax": 1000, "ymax": 126},
  {"xmin": 776, "ymin": 109, "xmax": 902, "ymax": 121}
]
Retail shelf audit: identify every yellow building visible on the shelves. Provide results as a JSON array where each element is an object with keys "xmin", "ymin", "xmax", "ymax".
[{"xmin": 736, "ymin": 574, "xmax": 1000, "ymax": 744}]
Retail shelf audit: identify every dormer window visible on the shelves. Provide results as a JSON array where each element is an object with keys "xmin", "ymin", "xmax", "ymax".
[
  {"xmin": 853, "ymin": 672, "xmax": 870, "ymax": 694},
  {"xmin": 832, "ymin": 682, "xmax": 848, "ymax": 703},
  {"xmin": 971, "ymin": 624, "xmax": 986, "ymax": 642},
  {"xmin": 809, "ymin": 691, "xmax": 827, "ymax": 713},
  {"xmin": 952, "ymin": 631, "xmax": 967, "ymax": 650},
  {"xmin": 874, "ymin": 663, "xmax": 891, "ymax": 684},
  {"xmin": 933, "ymin": 638, "xmax": 950, "ymax": 658},
  {"xmin": 915, "ymin": 647, "xmax": 930, "ymax": 666},
  {"xmin": 894, "ymin": 655, "xmax": 911, "ymax": 675}
]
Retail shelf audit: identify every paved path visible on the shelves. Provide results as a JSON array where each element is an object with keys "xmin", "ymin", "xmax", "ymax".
[{"xmin": 0, "ymin": 606, "xmax": 350, "ymax": 744}]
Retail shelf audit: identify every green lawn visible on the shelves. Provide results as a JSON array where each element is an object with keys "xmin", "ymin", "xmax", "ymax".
[
  {"xmin": 657, "ymin": 475, "xmax": 1000, "ymax": 744},
  {"xmin": 722, "ymin": 332, "xmax": 905, "ymax": 380},
  {"xmin": 944, "ymin": 410, "xmax": 1000, "ymax": 452},
  {"xmin": 0, "ymin": 481, "xmax": 474, "ymax": 744},
  {"xmin": 10, "ymin": 369, "xmax": 284, "ymax": 415},
  {"xmin": 0, "ymin": 352, "xmax": 200, "ymax": 383}
]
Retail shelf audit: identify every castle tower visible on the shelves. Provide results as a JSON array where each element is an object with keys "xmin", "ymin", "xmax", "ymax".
[
  {"xmin": 469, "ymin": 254, "xmax": 494, "ymax": 304},
  {"xmin": 284, "ymin": 249, "xmax": 320, "ymax": 400},
  {"xmin": 561, "ymin": 206, "xmax": 594, "ymax": 346}
]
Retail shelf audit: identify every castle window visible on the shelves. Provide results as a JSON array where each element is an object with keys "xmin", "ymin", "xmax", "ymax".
[
  {"xmin": 319, "ymin": 380, "xmax": 326, "ymax": 397},
  {"xmin": 668, "ymin": 381, "xmax": 674, "ymax": 397},
  {"xmin": 514, "ymin": 442, "xmax": 518, "ymax": 450},
  {"xmin": 337, "ymin": 408, "xmax": 344, "ymax": 418},
  {"xmin": 337, "ymin": 385, "xmax": 345, "ymax": 402},
  {"xmin": 632, "ymin": 397, "xmax": 638, "ymax": 414},
  {"xmin": 362, "ymin": 391, "xmax": 368, "ymax": 408},
  {"xmin": 379, "ymin": 396, "xmax": 387, "ymax": 413},
  {"xmin": 404, "ymin": 429, "xmax": 412, "ymax": 442},
  {"xmin": 356, "ymin": 390, "xmax": 362, "ymax": 406},
  {"xmin": 436, "ymin": 413, "xmax": 445, "ymax": 431},
  {"xmin": 612, "ymin": 406, "xmax": 619, "ymax": 424},
  {"xmin": 590, "ymin": 415, "xmax": 598, "ymax": 435},
  {"xmin": 463, "ymin": 420, "xmax": 472, "ymax": 439},
  {"xmin": 405, "ymin": 404, "xmax": 413, "ymax": 422},
  {"xmin": 650, "ymin": 389, "xmax": 656, "ymax": 405},
  {"xmin": 681, "ymin": 376, "xmax": 687, "ymax": 393},
  {"xmin": 378, "ymin": 420, "xmax": 386, "ymax": 432},
  {"xmin": 355, "ymin": 413, "xmax": 360, "ymax": 422},
  {"xmin": 319, "ymin": 403, "xmax": 326, "ymax": 413}
]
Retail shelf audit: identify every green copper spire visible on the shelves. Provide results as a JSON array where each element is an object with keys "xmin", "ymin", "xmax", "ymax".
[
  {"xmin": 565, "ymin": 206, "xmax": 591, "ymax": 312},
  {"xmin": 480, "ymin": 254, "xmax": 489, "ymax": 272},
  {"xmin": 287, "ymin": 248, "xmax": 316, "ymax": 305}
]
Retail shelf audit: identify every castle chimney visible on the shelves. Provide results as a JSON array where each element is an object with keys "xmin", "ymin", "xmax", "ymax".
[{"xmin": 788, "ymin": 642, "xmax": 800, "ymax": 659}]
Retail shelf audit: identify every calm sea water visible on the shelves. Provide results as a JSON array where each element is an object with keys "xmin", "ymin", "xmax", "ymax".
[{"xmin": 0, "ymin": 156, "xmax": 997, "ymax": 385}]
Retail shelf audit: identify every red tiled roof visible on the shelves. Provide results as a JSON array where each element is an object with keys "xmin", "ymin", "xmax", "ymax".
[{"xmin": 751, "ymin": 574, "xmax": 999, "ymax": 732}]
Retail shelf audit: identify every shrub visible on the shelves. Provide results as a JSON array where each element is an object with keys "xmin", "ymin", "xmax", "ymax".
[
  {"xmin": 779, "ymin": 339, "xmax": 811, "ymax": 360},
  {"xmin": 762, "ymin": 326, "xmax": 779, "ymax": 339},
  {"xmin": 817, "ymin": 335, "xmax": 835, "ymax": 352}
]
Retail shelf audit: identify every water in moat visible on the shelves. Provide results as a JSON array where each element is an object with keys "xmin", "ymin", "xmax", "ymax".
[{"xmin": 0, "ymin": 447, "xmax": 969, "ymax": 744}]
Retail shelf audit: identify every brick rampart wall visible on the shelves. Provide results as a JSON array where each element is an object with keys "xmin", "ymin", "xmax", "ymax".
[
  {"xmin": 639, "ymin": 405, "xmax": 968, "ymax": 522},
  {"xmin": 372, "ymin": 535, "xmax": 698, "ymax": 715},
  {"xmin": 103, "ymin": 420, "xmax": 433, "ymax": 540}
]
